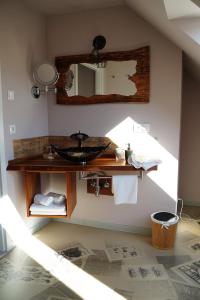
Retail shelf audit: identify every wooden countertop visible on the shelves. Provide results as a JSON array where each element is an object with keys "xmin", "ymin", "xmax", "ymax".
[{"xmin": 7, "ymin": 156, "xmax": 157, "ymax": 173}]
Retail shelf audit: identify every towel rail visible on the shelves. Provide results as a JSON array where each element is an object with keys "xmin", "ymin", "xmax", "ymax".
[
  {"xmin": 79, "ymin": 171, "xmax": 111, "ymax": 180},
  {"xmin": 79, "ymin": 170, "xmax": 144, "ymax": 180},
  {"xmin": 80, "ymin": 170, "xmax": 143, "ymax": 197}
]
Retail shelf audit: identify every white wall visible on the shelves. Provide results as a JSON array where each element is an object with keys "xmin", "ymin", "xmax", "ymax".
[
  {"xmin": 179, "ymin": 72, "xmax": 200, "ymax": 206},
  {"xmin": 47, "ymin": 6, "xmax": 182, "ymax": 228},
  {"xmin": 0, "ymin": 1, "xmax": 49, "ymax": 231}
]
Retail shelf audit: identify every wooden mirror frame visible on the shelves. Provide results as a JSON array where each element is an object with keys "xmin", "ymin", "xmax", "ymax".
[{"xmin": 55, "ymin": 46, "xmax": 150, "ymax": 105}]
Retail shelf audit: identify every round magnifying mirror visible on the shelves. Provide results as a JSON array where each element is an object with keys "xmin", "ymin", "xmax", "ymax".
[{"xmin": 33, "ymin": 63, "xmax": 59, "ymax": 86}]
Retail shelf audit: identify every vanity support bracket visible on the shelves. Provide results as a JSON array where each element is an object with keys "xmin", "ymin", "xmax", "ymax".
[
  {"xmin": 66, "ymin": 172, "xmax": 77, "ymax": 217},
  {"xmin": 24, "ymin": 171, "xmax": 41, "ymax": 217}
]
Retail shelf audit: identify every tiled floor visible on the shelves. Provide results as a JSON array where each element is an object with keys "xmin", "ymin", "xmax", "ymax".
[{"xmin": 0, "ymin": 220, "xmax": 200, "ymax": 300}]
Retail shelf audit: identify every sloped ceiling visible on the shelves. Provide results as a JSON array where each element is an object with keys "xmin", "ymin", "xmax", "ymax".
[
  {"xmin": 23, "ymin": 0, "xmax": 200, "ymax": 79},
  {"xmin": 164, "ymin": 0, "xmax": 200, "ymax": 19},
  {"xmin": 126, "ymin": 0, "xmax": 200, "ymax": 79}
]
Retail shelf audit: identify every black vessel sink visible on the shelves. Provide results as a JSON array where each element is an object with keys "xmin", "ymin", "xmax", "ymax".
[{"xmin": 52, "ymin": 143, "xmax": 111, "ymax": 164}]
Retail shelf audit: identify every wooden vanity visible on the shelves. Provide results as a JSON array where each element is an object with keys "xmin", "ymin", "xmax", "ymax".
[{"xmin": 7, "ymin": 156, "xmax": 156, "ymax": 218}]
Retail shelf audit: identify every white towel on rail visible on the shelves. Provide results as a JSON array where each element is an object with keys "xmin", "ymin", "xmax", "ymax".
[
  {"xmin": 112, "ymin": 175, "xmax": 138, "ymax": 205},
  {"xmin": 30, "ymin": 203, "xmax": 66, "ymax": 212}
]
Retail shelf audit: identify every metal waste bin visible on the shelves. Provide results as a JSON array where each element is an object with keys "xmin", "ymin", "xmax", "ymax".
[{"xmin": 151, "ymin": 211, "xmax": 179, "ymax": 249}]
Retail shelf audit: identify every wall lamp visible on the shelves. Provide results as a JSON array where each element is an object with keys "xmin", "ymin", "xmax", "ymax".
[{"xmin": 91, "ymin": 35, "xmax": 107, "ymax": 68}]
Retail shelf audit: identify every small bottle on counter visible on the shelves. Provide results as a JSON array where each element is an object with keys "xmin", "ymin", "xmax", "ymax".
[
  {"xmin": 125, "ymin": 143, "xmax": 133, "ymax": 163},
  {"xmin": 115, "ymin": 147, "xmax": 125, "ymax": 161},
  {"xmin": 43, "ymin": 145, "xmax": 55, "ymax": 160}
]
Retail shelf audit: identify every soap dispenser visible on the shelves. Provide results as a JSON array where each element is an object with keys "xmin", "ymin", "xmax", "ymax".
[{"xmin": 125, "ymin": 143, "xmax": 133, "ymax": 163}]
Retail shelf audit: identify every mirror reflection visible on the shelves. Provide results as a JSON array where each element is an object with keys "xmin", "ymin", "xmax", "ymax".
[
  {"xmin": 67, "ymin": 60, "xmax": 137, "ymax": 97},
  {"xmin": 55, "ymin": 46, "xmax": 150, "ymax": 104}
]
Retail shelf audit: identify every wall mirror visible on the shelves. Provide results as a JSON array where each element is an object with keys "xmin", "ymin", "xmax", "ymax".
[
  {"xmin": 55, "ymin": 46, "xmax": 150, "ymax": 105},
  {"xmin": 31, "ymin": 62, "xmax": 59, "ymax": 99},
  {"xmin": 33, "ymin": 63, "xmax": 59, "ymax": 86}
]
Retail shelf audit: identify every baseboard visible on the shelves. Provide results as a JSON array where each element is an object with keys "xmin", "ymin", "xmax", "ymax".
[
  {"xmin": 28, "ymin": 219, "xmax": 51, "ymax": 235},
  {"xmin": 54, "ymin": 218, "xmax": 151, "ymax": 236}
]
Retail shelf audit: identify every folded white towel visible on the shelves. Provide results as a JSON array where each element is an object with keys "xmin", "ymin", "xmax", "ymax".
[
  {"xmin": 112, "ymin": 175, "xmax": 138, "ymax": 205},
  {"xmin": 30, "ymin": 210, "xmax": 66, "ymax": 216},
  {"xmin": 34, "ymin": 194, "xmax": 54, "ymax": 206},
  {"xmin": 128, "ymin": 154, "xmax": 162, "ymax": 170},
  {"xmin": 46, "ymin": 192, "xmax": 66, "ymax": 205},
  {"xmin": 30, "ymin": 203, "xmax": 66, "ymax": 212}
]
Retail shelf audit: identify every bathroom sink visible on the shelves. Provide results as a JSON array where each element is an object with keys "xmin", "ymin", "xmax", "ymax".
[{"xmin": 52, "ymin": 143, "xmax": 111, "ymax": 164}]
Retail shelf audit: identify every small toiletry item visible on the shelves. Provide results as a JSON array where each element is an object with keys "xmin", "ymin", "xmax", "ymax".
[
  {"xmin": 43, "ymin": 145, "xmax": 55, "ymax": 160},
  {"xmin": 125, "ymin": 143, "xmax": 133, "ymax": 163},
  {"xmin": 115, "ymin": 148, "xmax": 125, "ymax": 161}
]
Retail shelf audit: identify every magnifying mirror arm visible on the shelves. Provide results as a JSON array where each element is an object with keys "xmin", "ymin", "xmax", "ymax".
[
  {"xmin": 45, "ymin": 86, "xmax": 57, "ymax": 93},
  {"xmin": 31, "ymin": 85, "xmax": 57, "ymax": 99}
]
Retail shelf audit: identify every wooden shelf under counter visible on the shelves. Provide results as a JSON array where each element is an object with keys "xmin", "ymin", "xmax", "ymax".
[
  {"xmin": 7, "ymin": 156, "xmax": 157, "ymax": 218},
  {"xmin": 23, "ymin": 171, "xmax": 76, "ymax": 218}
]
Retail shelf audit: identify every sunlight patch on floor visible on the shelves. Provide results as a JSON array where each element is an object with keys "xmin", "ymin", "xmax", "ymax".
[{"xmin": 0, "ymin": 195, "xmax": 125, "ymax": 300}]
